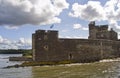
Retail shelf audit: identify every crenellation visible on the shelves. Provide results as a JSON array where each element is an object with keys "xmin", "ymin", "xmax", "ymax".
[{"xmin": 89, "ymin": 21, "xmax": 117, "ymax": 40}]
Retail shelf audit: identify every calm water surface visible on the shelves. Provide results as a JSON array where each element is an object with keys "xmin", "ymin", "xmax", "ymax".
[
  {"xmin": 1, "ymin": 54, "xmax": 120, "ymax": 78},
  {"xmin": 0, "ymin": 54, "xmax": 32, "ymax": 78}
]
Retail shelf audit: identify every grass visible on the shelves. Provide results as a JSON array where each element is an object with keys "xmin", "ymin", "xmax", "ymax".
[{"xmin": 31, "ymin": 61, "xmax": 119, "ymax": 78}]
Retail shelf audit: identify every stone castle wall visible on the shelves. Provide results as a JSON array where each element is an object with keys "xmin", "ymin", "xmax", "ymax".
[{"xmin": 32, "ymin": 22, "xmax": 120, "ymax": 62}]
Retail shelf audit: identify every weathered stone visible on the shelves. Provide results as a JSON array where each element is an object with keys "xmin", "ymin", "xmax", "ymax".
[{"xmin": 32, "ymin": 21, "xmax": 120, "ymax": 63}]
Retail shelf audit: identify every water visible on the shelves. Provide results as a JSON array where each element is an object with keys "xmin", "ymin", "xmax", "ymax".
[
  {"xmin": 0, "ymin": 54, "xmax": 22, "ymax": 68},
  {"xmin": 0, "ymin": 67, "xmax": 32, "ymax": 78},
  {"xmin": 1, "ymin": 54, "xmax": 120, "ymax": 78},
  {"xmin": 0, "ymin": 54, "xmax": 32, "ymax": 78}
]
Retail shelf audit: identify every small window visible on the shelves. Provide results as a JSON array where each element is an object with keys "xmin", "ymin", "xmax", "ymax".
[{"xmin": 44, "ymin": 45, "xmax": 49, "ymax": 51}]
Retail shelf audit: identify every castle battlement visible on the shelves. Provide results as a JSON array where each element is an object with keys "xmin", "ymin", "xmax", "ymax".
[{"xmin": 89, "ymin": 21, "xmax": 118, "ymax": 40}]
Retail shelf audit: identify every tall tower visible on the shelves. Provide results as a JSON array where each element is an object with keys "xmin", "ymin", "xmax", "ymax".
[
  {"xmin": 88, "ymin": 21, "xmax": 96, "ymax": 39},
  {"xmin": 32, "ymin": 30, "xmax": 46, "ymax": 61},
  {"xmin": 32, "ymin": 30, "xmax": 58, "ymax": 61},
  {"xmin": 88, "ymin": 21, "xmax": 118, "ymax": 40}
]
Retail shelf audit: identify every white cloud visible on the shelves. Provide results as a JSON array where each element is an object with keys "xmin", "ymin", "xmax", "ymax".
[
  {"xmin": 0, "ymin": 0, "xmax": 69, "ymax": 28},
  {"xmin": 16, "ymin": 38, "xmax": 32, "ymax": 49},
  {"xmin": 73, "ymin": 24, "xmax": 88, "ymax": 30},
  {"xmin": 82, "ymin": 27, "xmax": 88, "ymax": 31},
  {"xmin": 0, "ymin": 36, "xmax": 11, "ymax": 45},
  {"xmin": 109, "ymin": 20, "xmax": 120, "ymax": 32},
  {"xmin": 61, "ymin": 29, "xmax": 69, "ymax": 32},
  {"xmin": 118, "ymin": 32, "xmax": 120, "ymax": 39},
  {"xmin": 0, "ymin": 36, "xmax": 32, "ymax": 49},
  {"xmin": 66, "ymin": 36, "xmax": 87, "ymax": 39},
  {"xmin": 59, "ymin": 35, "xmax": 87, "ymax": 39},
  {"xmin": 72, "ymin": 36, "xmax": 87, "ymax": 39},
  {"xmin": 18, "ymin": 38, "xmax": 25, "ymax": 44},
  {"xmin": 104, "ymin": 0, "xmax": 120, "ymax": 35},
  {"xmin": 69, "ymin": 0, "xmax": 120, "ymax": 38},
  {"xmin": 4, "ymin": 25, "xmax": 19, "ymax": 29},
  {"xmin": 73, "ymin": 24, "xmax": 82, "ymax": 29},
  {"xmin": 69, "ymin": 1, "xmax": 105, "ymax": 21},
  {"xmin": 0, "ymin": 36, "xmax": 3, "ymax": 43}
]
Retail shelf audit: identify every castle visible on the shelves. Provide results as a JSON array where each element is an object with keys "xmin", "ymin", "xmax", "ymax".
[{"xmin": 32, "ymin": 21, "xmax": 120, "ymax": 62}]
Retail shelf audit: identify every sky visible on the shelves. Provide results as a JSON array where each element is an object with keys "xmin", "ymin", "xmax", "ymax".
[{"xmin": 0, "ymin": 0, "xmax": 120, "ymax": 49}]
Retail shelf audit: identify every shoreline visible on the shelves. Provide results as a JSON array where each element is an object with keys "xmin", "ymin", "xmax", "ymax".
[{"xmin": 5, "ymin": 57, "xmax": 120, "ymax": 69}]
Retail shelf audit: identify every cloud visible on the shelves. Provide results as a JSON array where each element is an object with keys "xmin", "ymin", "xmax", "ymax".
[
  {"xmin": 0, "ymin": 36, "xmax": 3, "ymax": 43},
  {"xmin": 0, "ymin": 36, "xmax": 32, "ymax": 49},
  {"xmin": 0, "ymin": 36, "xmax": 11, "ymax": 45},
  {"xmin": 4, "ymin": 25, "xmax": 19, "ymax": 29},
  {"xmin": 60, "ymin": 35, "xmax": 87, "ymax": 39},
  {"xmin": 69, "ymin": 0, "xmax": 120, "ymax": 38},
  {"xmin": 73, "ymin": 24, "xmax": 82, "ymax": 29},
  {"xmin": 72, "ymin": 36, "xmax": 87, "ymax": 39},
  {"xmin": 69, "ymin": 1, "xmax": 105, "ymax": 21},
  {"xmin": 16, "ymin": 38, "xmax": 32, "ymax": 49},
  {"xmin": 61, "ymin": 29, "xmax": 69, "ymax": 32},
  {"xmin": 0, "ymin": 0, "xmax": 69, "ymax": 28},
  {"xmin": 73, "ymin": 24, "xmax": 88, "ymax": 30},
  {"xmin": 82, "ymin": 27, "xmax": 88, "ymax": 30}
]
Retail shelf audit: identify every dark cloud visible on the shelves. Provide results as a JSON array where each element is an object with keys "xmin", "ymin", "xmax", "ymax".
[{"xmin": 0, "ymin": 0, "xmax": 69, "ymax": 27}]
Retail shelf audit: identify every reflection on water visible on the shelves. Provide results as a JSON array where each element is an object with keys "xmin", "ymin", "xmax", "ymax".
[{"xmin": 1, "ymin": 54, "xmax": 120, "ymax": 78}]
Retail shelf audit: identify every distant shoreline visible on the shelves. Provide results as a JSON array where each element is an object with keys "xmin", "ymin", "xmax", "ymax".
[{"xmin": 0, "ymin": 49, "xmax": 32, "ymax": 55}]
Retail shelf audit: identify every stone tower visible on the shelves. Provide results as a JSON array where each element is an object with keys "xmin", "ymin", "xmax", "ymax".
[
  {"xmin": 88, "ymin": 21, "xmax": 118, "ymax": 40},
  {"xmin": 88, "ymin": 21, "xmax": 96, "ymax": 39},
  {"xmin": 32, "ymin": 30, "xmax": 59, "ymax": 61}
]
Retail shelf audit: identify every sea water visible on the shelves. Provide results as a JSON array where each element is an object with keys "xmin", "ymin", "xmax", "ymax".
[{"xmin": 0, "ymin": 54, "xmax": 32, "ymax": 78}]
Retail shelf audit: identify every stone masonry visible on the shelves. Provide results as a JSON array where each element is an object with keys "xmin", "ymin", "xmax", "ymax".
[{"xmin": 32, "ymin": 21, "xmax": 120, "ymax": 62}]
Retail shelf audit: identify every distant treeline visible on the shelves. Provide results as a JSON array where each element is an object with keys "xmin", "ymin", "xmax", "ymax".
[{"xmin": 0, "ymin": 49, "xmax": 32, "ymax": 55}]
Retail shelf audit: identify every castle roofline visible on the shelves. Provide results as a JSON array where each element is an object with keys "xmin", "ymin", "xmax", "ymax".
[
  {"xmin": 96, "ymin": 25, "xmax": 108, "ymax": 27},
  {"xmin": 47, "ymin": 30, "xmax": 58, "ymax": 32},
  {"xmin": 36, "ymin": 29, "xmax": 57, "ymax": 31},
  {"xmin": 35, "ymin": 29, "xmax": 58, "ymax": 33}
]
